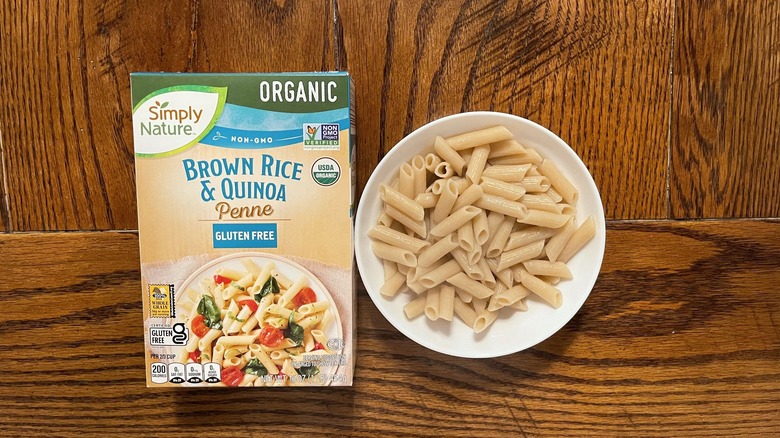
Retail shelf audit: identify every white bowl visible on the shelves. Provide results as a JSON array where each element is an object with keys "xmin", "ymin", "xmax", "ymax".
[{"xmin": 355, "ymin": 111, "xmax": 606, "ymax": 358}]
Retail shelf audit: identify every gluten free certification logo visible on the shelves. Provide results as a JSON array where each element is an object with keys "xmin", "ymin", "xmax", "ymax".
[{"xmin": 311, "ymin": 157, "xmax": 341, "ymax": 186}]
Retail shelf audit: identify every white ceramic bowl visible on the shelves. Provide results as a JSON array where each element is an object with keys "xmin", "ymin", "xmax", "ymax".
[{"xmin": 355, "ymin": 112, "xmax": 605, "ymax": 358}]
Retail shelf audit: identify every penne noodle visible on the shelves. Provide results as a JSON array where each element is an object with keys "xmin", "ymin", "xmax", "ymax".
[
  {"xmin": 417, "ymin": 233, "xmax": 459, "ymax": 267},
  {"xmin": 475, "ymin": 194, "xmax": 528, "ymax": 219},
  {"xmin": 450, "ymin": 247, "xmax": 484, "ymax": 281},
  {"xmin": 404, "ymin": 295, "xmax": 427, "ymax": 319},
  {"xmin": 380, "ymin": 184, "xmax": 425, "ymax": 221},
  {"xmin": 453, "ymin": 296, "xmax": 477, "ymax": 327},
  {"xmin": 379, "ymin": 271, "xmax": 407, "ymax": 297},
  {"xmin": 471, "ymin": 209, "xmax": 490, "ymax": 246},
  {"xmin": 518, "ymin": 176, "xmax": 551, "ymax": 193},
  {"xmin": 488, "ymin": 139, "xmax": 527, "ymax": 158},
  {"xmin": 481, "ymin": 164, "xmax": 532, "ymax": 182},
  {"xmin": 539, "ymin": 159, "xmax": 578, "ymax": 205},
  {"xmin": 473, "ymin": 310, "xmax": 498, "ymax": 333},
  {"xmin": 485, "ymin": 216, "xmax": 516, "ymax": 258},
  {"xmin": 517, "ymin": 210, "xmax": 571, "ymax": 229},
  {"xmin": 496, "ymin": 240, "xmax": 545, "ymax": 271},
  {"xmin": 368, "ymin": 225, "xmax": 430, "ymax": 253},
  {"xmin": 431, "ymin": 178, "xmax": 460, "ymax": 224},
  {"xmin": 457, "ymin": 220, "xmax": 476, "ymax": 252},
  {"xmin": 430, "ymin": 206, "xmax": 482, "ymax": 237},
  {"xmin": 439, "ymin": 285, "xmax": 455, "ymax": 321},
  {"xmin": 446, "ymin": 272, "xmax": 494, "ymax": 299},
  {"xmin": 399, "ymin": 162, "xmax": 415, "ymax": 199},
  {"xmin": 424, "ymin": 153, "xmax": 442, "ymax": 172},
  {"xmin": 445, "ymin": 126, "xmax": 513, "ymax": 151},
  {"xmin": 371, "ymin": 241, "xmax": 417, "ymax": 267},
  {"xmin": 434, "ymin": 161, "xmax": 454, "ymax": 178},
  {"xmin": 433, "ymin": 136, "xmax": 466, "ymax": 175},
  {"xmin": 519, "ymin": 270, "xmax": 562, "ymax": 308},
  {"xmin": 451, "ymin": 184, "xmax": 484, "ymax": 211},
  {"xmin": 505, "ymin": 226, "xmax": 558, "ymax": 251},
  {"xmin": 480, "ymin": 176, "xmax": 526, "ymax": 200},
  {"xmin": 558, "ymin": 216, "xmax": 596, "ymax": 263},
  {"xmin": 385, "ymin": 204, "xmax": 427, "ymax": 238},
  {"xmin": 523, "ymin": 260, "xmax": 573, "ymax": 280},
  {"xmin": 414, "ymin": 192, "xmax": 438, "ymax": 209},
  {"xmin": 411, "ymin": 155, "xmax": 427, "ymax": 197},
  {"xmin": 418, "ymin": 259, "xmax": 462, "ymax": 288},
  {"xmin": 425, "ymin": 287, "xmax": 441, "ymax": 320},
  {"xmin": 466, "ymin": 144, "xmax": 491, "ymax": 184},
  {"xmin": 544, "ymin": 218, "xmax": 577, "ymax": 262}
]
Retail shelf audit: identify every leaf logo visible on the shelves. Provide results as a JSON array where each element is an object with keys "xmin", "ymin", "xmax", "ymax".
[{"xmin": 153, "ymin": 101, "xmax": 169, "ymax": 109}]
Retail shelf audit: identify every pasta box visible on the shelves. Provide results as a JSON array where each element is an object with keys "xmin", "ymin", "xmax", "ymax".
[{"xmin": 131, "ymin": 72, "xmax": 355, "ymax": 387}]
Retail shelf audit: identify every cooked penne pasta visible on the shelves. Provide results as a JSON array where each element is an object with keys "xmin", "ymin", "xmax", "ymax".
[
  {"xmin": 419, "ymin": 259, "xmax": 462, "ymax": 288},
  {"xmin": 517, "ymin": 210, "xmax": 571, "ymax": 228},
  {"xmin": 425, "ymin": 287, "xmax": 441, "ymax": 320},
  {"xmin": 434, "ymin": 136, "xmax": 466, "ymax": 175},
  {"xmin": 558, "ymin": 216, "xmax": 596, "ymax": 263},
  {"xmin": 466, "ymin": 144, "xmax": 490, "ymax": 184},
  {"xmin": 368, "ymin": 225, "xmax": 430, "ymax": 253},
  {"xmin": 497, "ymin": 240, "xmax": 545, "ymax": 271},
  {"xmin": 446, "ymin": 272, "xmax": 494, "ymax": 299},
  {"xmin": 479, "ymin": 176, "xmax": 526, "ymax": 200},
  {"xmin": 445, "ymin": 126, "xmax": 513, "ymax": 151},
  {"xmin": 431, "ymin": 178, "xmax": 460, "ymax": 224},
  {"xmin": 417, "ymin": 233, "xmax": 459, "ymax": 267},
  {"xmin": 430, "ymin": 206, "xmax": 482, "ymax": 237},
  {"xmin": 439, "ymin": 285, "xmax": 455, "ymax": 321},
  {"xmin": 380, "ymin": 184, "xmax": 425, "ymax": 221},
  {"xmin": 481, "ymin": 164, "xmax": 531, "ymax": 182},
  {"xmin": 539, "ymin": 159, "xmax": 578, "ymax": 205},
  {"xmin": 519, "ymin": 270, "xmax": 562, "ymax": 308},
  {"xmin": 475, "ymin": 194, "xmax": 528, "ymax": 219},
  {"xmin": 371, "ymin": 125, "xmax": 598, "ymax": 334}
]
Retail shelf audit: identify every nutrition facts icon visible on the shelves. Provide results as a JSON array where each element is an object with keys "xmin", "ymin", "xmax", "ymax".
[
  {"xmin": 168, "ymin": 363, "xmax": 185, "ymax": 384},
  {"xmin": 204, "ymin": 363, "xmax": 221, "ymax": 383},
  {"xmin": 150, "ymin": 362, "xmax": 167, "ymax": 384},
  {"xmin": 186, "ymin": 362, "xmax": 204, "ymax": 383}
]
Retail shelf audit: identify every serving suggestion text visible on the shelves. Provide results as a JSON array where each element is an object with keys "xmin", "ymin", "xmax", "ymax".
[{"xmin": 182, "ymin": 155, "xmax": 303, "ymax": 219}]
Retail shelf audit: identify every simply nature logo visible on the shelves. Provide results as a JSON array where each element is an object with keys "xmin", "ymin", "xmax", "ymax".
[{"xmin": 133, "ymin": 85, "xmax": 227, "ymax": 157}]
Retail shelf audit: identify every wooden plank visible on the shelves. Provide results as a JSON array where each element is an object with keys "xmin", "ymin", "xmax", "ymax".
[
  {"xmin": 1, "ymin": 220, "xmax": 778, "ymax": 436},
  {"xmin": 0, "ymin": 0, "xmax": 336, "ymax": 231},
  {"xmin": 0, "ymin": 0, "xmax": 192, "ymax": 231},
  {"xmin": 337, "ymin": 0, "xmax": 673, "ymax": 220},
  {"xmin": 195, "ymin": 0, "xmax": 335, "ymax": 71},
  {"xmin": 672, "ymin": 0, "xmax": 780, "ymax": 218},
  {"xmin": 0, "ymin": 148, "xmax": 8, "ymax": 231}
]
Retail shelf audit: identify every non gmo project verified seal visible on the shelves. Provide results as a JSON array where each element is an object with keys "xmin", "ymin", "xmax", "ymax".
[{"xmin": 303, "ymin": 123, "xmax": 340, "ymax": 150}]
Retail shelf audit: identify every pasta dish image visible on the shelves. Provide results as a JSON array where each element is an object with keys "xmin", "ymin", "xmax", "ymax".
[{"xmin": 175, "ymin": 253, "xmax": 344, "ymax": 386}]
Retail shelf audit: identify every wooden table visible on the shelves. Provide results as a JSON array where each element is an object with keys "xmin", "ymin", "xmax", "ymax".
[{"xmin": 2, "ymin": 1, "xmax": 779, "ymax": 436}]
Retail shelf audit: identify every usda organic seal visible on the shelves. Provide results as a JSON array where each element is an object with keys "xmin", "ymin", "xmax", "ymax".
[{"xmin": 311, "ymin": 157, "xmax": 341, "ymax": 186}]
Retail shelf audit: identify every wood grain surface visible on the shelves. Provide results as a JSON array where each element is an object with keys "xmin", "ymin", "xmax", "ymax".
[
  {"xmin": 0, "ymin": 0, "xmax": 335, "ymax": 231},
  {"xmin": 672, "ymin": 0, "xmax": 780, "ymax": 219},
  {"xmin": 1, "ymin": 220, "xmax": 778, "ymax": 437},
  {"xmin": 2, "ymin": 1, "xmax": 780, "ymax": 436},
  {"xmin": 337, "ymin": 0, "xmax": 673, "ymax": 220}
]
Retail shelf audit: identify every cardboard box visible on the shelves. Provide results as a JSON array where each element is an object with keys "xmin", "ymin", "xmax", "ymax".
[{"xmin": 131, "ymin": 73, "xmax": 355, "ymax": 387}]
